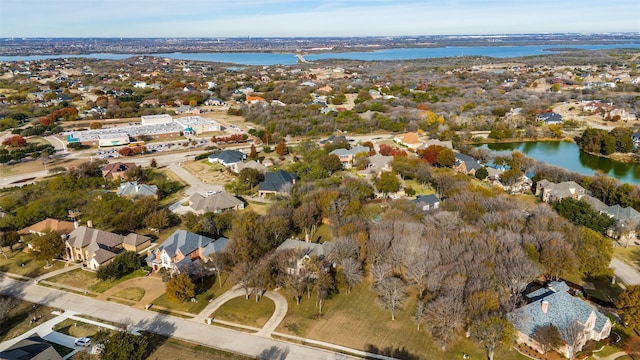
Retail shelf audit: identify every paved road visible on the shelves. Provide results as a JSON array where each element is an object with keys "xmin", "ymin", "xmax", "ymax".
[
  {"xmin": 0, "ymin": 276, "xmax": 357, "ymax": 360},
  {"xmin": 610, "ymin": 258, "xmax": 640, "ymax": 286}
]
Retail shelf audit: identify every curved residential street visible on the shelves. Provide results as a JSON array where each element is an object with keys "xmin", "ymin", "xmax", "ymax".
[{"xmin": 0, "ymin": 275, "xmax": 357, "ymax": 360}]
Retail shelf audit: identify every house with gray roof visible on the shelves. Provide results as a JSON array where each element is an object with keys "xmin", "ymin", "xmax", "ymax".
[
  {"xmin": 186, "ymin": 191, "xmax": 244, "ymax": 214},
  {"xmin": 146, "ymin": 229, "xmax": 228, "ymax": 274},
  {"xmin": 0, "ymin": 333, "xmax": 62, "ymax": 360},
  {"xmin": 364, "ymin": 154, "xmax": 393, "ymax": 176},
  {"xmin": 454, "ymin": 153, "xmax": 482, "ymax": 175},
  {"xmin": 602, "ymin": 204, "xmax": 640, "ymax": 243},
  {"xmin": 535, "ymin": 179, "xmax": 588, "ymax": 203},
  {"xmin": 235, "ymin": 160, "xmax": 267, "ymax": 174},
  {"xmin": 258, "ymin": 170, "xmax": 297, "ymax": 197},
  {"xmin": 208, "ymin": 150, "xmax": 246, "ymax": 172},
  {"xmin": 276, "ymin": 238, "xmax": 335, "ymax": 276},
  {"xmin": 330, "ymin": 145, "xmax": 370, "ymax": 167},
  {"xmin": 65, "ymin": 226, "xmax": 150, "ymax": 270},
  {"xmin": 508, "ymin": 281, "xmax": 611, "ymax": 358},
  {"xmin": 411, "ymin": 194, "xmax": 440, "ymax": 211},
  {"xmin": 536, "ymin": 112, "xmax": 563, "ymax": 124},
  {"xmin": 116, "ymin": 181, "xmax": 158, "ymax": 198}
]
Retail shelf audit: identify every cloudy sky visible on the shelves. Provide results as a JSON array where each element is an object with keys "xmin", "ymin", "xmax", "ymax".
[{"xmin": 1, "ymin": 0, "xmax": 638, "ymax": 38}]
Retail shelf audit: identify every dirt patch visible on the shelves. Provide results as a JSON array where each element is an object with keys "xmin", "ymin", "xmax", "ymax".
[{"xmin": 181, "ymin": 159, "xmax": 233, "ymax": 186}]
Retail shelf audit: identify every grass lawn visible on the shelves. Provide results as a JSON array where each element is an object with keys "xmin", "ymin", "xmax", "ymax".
[
  {"xmin": 403, "ymin": 179, "xmax": 436, "ymax": 195},
  {"xmin": 0, "ymin": 250, "xmax": 65, "ymax": 278},
  {"xmin": 151, "ymin": 274, "xmax": 234, "ymax": 314},
  {"xmin": 53, "ymin": 318, "xmax": 102, "ymax": 338},
  {"xmin": 583, "ymin": 276, "xmax": 624, "ymax": 305},
  {"xmin": 0, "ymin": 296, "xmax": 57, "ymax": 342},
  {"xmin": 311, "ymin": 224, "xmax": 333, "ymax": 243},
  {"xmin": 46, "ymin": 268, "xmax": 148, "ymax": 293},
  {"xmin": 213, "ymin": 296, "xmax": 275, "ymax": 328},
  {"xmin": 276, "ymin": 282, "xmax": 522, "ymax": 360},
  {"xmin": 145, "ymin": 334, "xmax": 252, "ymax": 360},
  {"xmin": 614, "ymin": 246, "xmax": 640, "ymax": 266},
  {"xmin": 46, "ymin": 268, "xmax": 101, "ymax": 290},
  {"xmin": 112, "ymin": 287, "xmax": 145, "ymax": 301}
]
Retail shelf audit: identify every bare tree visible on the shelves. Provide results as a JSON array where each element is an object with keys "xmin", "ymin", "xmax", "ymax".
[
  {"xmin": 315, "ymin": 271, "xmax": 335, "ymax": 314},
  {"xmin": 235, "ymin": 261, "xmax": 256, "ymax": 300},
  {"xmin": 340, "ymin": 258, "xmax": 363, "ymax": 294},
  {"xmin": 414, "ymin": 299, "xmax": 426, "ymax": 331},
  {"xmin": 558, "ymin": 318, "xmax": 586, "ymax": 360},
  {"xmin": 532, "ymin": 324, "xmax": 563, "ymax": 357},
  {"xmin": 371, "ymin": 261, "xmax": 392, "ymax": 285},
  {"xmin": 425, "ymin": 295, "xmax": 465, "ymax": 350},
  {"xmin": 284, "ymin": 272, "xmax": 308, "ymax": 305},
  {"xmin": 208, "ymin": 252, "xmax": 230, "ymax": 288},
  {"xmin": 469, "ymin": 316, "xmax": 514, "ymax": 360},
  {"xmin": 375, "ymin": 277, "xmax": 407, "ymax": 321},
  {"xmin": 332, "ymin": 236, "xmax": 360, "ymax": 262}
]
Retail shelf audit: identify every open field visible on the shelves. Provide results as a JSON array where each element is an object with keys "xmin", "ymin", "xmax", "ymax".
[
  {"xmin": 112, "ymin": 287, "xmax": 145, "ymax": 301},
  {"xmin": 276, "ymin": 282, "xmax": 527, "ymax": 360},
  {"xmin": 213, "ymin": 296, "xmax": 275, "ymax": 328},
  {"xmin": 45, "ymin": 268, "xmax": 148, "ymax": 293},
  {"xmin": 181, "ymin": 159, "xmax": 233, "ymax": 186}
]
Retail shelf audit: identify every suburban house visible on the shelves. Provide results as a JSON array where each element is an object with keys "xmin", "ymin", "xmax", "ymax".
[
  {"xmin": 393, "ymin": 132, "xmax": 424, "ymax": 149},
  {"xmin": 65, "ymin": 226, "xmax": 151, "ymax": 270},
  {"xmin": 318, "ymin": 135, "xmax": 347, "ymax": 148},
  {"xmin": 602, "ymin": 204, "xmax": 640, "ymax": 242},
  {"xmin": 535, "ymin": 180, "xmax": 588, "ymax": 203},
  {"xmin": 508, "ymin": 281, "xmax": 611, "ymax": 358},
  {"xmin": 235, "ymin": 160, "xmax": 267, "ymax": 174},
  {"xmin": 275, "ymin": 238, "xmax": 335, "ymax": 276},
  {"xmin": 18, "ymin": 218, "xmax": 76, "ymax": 237},
  {"xmin": 365, "ymin": 154, "xmax": 393, "ymax": 176},
  {"xmin": 208, "ymin": 150, "xmax": 246, "ymax": 172},
  {"xmin": 258, "ymin": 170, "xmax": 298, "ymax": 197},
  {"xmin": 145, "ymin": 229, "xmax": 228, "ymax": 274},
  {"xmin": 420, "ymin": 139, "xmax": 453, "ymax": 150},
  {"xmin": 185, "ymin": 191, "xmax": 245, "ymax": 214},
  {"xmin": 536, "ymin": 112, "xmax": 563, "ymax": 124},
  {"xmin": 329, "ymin": 145, "xmax": 370, "ymax": 167},
  {"xmin": 102, "ymin": 162, "xmax": 137, "ymax": 180},
  {"xmin": 454, "ymin": 153, "xmax": 482, "ymax": 175},
  {"xmin": 116, "ymin": 181, "xmax": 158, "ymax": 198},
  {"xmin": 411, "ymin": 194, "xmax": 440, "ymax": 211},
  {"xmin": 0, "ymin": 333, "xmax": 63, "ymax": 360}
]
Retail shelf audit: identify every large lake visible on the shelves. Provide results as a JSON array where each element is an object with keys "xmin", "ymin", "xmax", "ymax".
[
  {"xmin": 2, "ymin": 43, "xmax": 640, "ymax": 65},
  {"xmin": 481, "ymin": 141, "xmax": 640, "ymax": 185}
]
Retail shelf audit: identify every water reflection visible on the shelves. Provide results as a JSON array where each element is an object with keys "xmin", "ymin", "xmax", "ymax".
[{"xmin": 481, "ymin": 141, "xmax": 640, "ymax": 185}]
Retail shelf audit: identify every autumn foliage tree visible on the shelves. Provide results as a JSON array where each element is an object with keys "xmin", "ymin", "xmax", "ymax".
[
  {"xmin": 166, "ymin": 273, "xmax": 196, "ymax": 303},
  {"xmin": 616, "ymin": 285, "xmax": 640, "ymax": 328},
  {"xmin": 275, "ymin": 140, "xmax": 289, "ymax": 156},
  {"xmin": 2, "ymin": 135, "xmax": 27, "ymax": 147}
]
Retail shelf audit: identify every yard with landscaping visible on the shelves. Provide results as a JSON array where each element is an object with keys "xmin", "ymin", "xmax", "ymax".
[
  {"xmin": 45, "ymin": 267, "xmax": 148, "ymax": 293},
  {"xmin": 0, "ymin": 250, "xmax": 65, "ymax": 278},
  {"xmin": 52, "ymin": 318, "xmax": 102, "ymax": 338},
  {"xmin": 150, "ymin": 274, "xmax": 234, "ymax": 315}
]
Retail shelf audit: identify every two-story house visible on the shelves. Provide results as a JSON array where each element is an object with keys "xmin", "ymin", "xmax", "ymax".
[{"xmin": 146, "ymin": 230, "xmax": 228, "ymax": 275}]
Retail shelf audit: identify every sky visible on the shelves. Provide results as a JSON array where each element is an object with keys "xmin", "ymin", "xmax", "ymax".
[{"xmin": 1, "ymin": 0, "xmax": 639, "ymax": 38}]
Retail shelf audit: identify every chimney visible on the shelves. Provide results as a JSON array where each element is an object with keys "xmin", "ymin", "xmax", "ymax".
[
  {"xmin": 541, "ymin": 300, "xmax": 549, "ymax": 314},
  {"xmin": 305, "ymin": 233, "xmax": 310, "ymax": 243}
]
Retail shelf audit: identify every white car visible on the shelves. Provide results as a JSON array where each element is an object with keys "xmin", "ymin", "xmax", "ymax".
[{"xmin": 74, "ymin": 337, "xmax": 91, "ymax": 347}]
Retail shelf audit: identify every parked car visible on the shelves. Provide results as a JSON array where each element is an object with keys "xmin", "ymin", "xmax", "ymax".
[{"xmin": 74, "ymin": 337, "xmax": 91, "ymax": 347}]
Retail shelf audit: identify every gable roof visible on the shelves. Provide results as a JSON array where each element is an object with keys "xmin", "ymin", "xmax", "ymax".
[
  {"xmin": 0, "ymin": 333, "xmax": 62, "ymax": 360},
  {"xmin": 412, "ymin": 194, "xmax": 440, "ymax": 207},
  {"xmin": 259, "ymin": 170, "xmax": 297, "ymax": 193},
  {"xmin": 536, "ymin": 112, "xmax": 563, "ymax": 123},
  {"xmin": 330, "ymin": 145, "xmax": 369, "ymax": 157},
  {"xmin": 188, "ymin": 191, "xmax": 244, "ymax": 213},
  {"xmin": 602, "ymin": 204, "xmax": 640, "ymax": 223},
  {"xmin": 102, "ymin": 162, "xmax": 136, "ymax": 178},
  {"xmin": 367, "ymin": 154, "xmax": 393, "ymax": 169},
  {"xmin": 18, "ymin": 218, "xmax": 76, "ymax": 235},
  {"xmin": 508, "ymin": 281, "xmax": 609, "ymax": 340},
  {"xmin": 123, "ymin": 233, "xmax": 151, "ymax": 247},
  {"xmin": 538, "ymin": 179, "xmax": 587, "ymax": 199},
  {"xmin": 67, "ymin": 226, "xmax": 124, "ymax": 249},
  {"xmin": 236, "ymin": 160, "xmax": 267, "ymax": 174},
  {"xmin": 201, "ymin": 237, "xmax": 229, "ymax": 257},
  {"xmin": 117, "ymin": 181, "xmax": 158, "ymax": 197},
  {"xmin": 276, "ymin": 238, "xmax": 334, "ymax": 258},
  {"xmin": 158, "ymin": 230, "xmax": 217, "ymax": 258},
  {"xmin": 454, "ymin": 153, "xmax": 482, "ymax": 172},
  {"xmin": 208, "ymin": 150, "xmax": 245, "ymax": 165},
  {"xmin": 394, "ymin": 132, "xmax": 422, "ymax": 145}
]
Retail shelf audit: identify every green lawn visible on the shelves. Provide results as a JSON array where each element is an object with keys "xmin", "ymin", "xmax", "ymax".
[
  {"xmin": 403, "ymin": 179, "xmax": 436, "ymax": 195},
  {"xmin": 276, "ymin": 282, "xmax": 524, "ymax": 360},
  {"xmin": 0, "ymin": 250, "xmax": 65, "ymax": 278},
  {"xmin": 0, "ymin": 296, "xmax": 56, "ymax": 342},
  {"xmin": 145, "ymin": 334, "xmax": 252, "ymax": 360},
  {"xmin": 311, "ymin": 224, "xmax": 333, "ymax": 243},
  {"xmin": 213, "ymin": 296, "xmax": 275, "ymax": 328},
  {"xmin": 53, "ymin": 318, "xmax": 102, "ymax": 338},
  {"xmin": 151, "ymin": 274, "xmax": 234, "ymax": 314},
  {"xmin": 583, "ymin": 276, "xmax": 624, "ymax": 304},
  {"xmin": 45, "ymin": 268, "xmax": 148, "ymax": 293},
  {"xmin": 614, "ymin": 247, "xmax": 640, "ymax": 266}
]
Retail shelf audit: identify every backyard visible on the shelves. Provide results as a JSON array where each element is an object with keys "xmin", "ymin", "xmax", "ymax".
[{"xmin": 0, "ymin": 250, "xmax": 65, "ymax": 278}]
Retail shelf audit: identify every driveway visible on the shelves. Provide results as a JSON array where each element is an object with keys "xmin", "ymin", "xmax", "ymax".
[
  {"xmin": 0, "ymin": 276, "xmax": 359, "ymax": 360},
  {"xmin": 610, "ymin": 258, "xmax": 640, "ymax": 286}
]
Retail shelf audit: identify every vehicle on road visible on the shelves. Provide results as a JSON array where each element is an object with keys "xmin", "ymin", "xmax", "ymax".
[{"xmin": 74, "ymin": 337, "xmax": 91, "ymax": 347}]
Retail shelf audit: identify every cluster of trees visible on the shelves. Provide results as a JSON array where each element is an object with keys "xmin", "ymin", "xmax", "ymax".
[
  {"xmin": 417, "ymin": 145, "xmax": 455, "ymax": 167},
  {"xmin": 553, "ymin": 197, "xmax": 616, "ymax": 233},
  {"xmin": 579, "ymin": 127, "xmax": 635, "ymax": 155},
  {"xmin": 0, "ymin": 161, "xmax": 180, "ymax": 231},
  {"xmin": 0, "ymin": 139, "xmax": 55, "ymax": 164},
  {"xmin": 118, "ymin": 146, "xmax": 147, "ymax": 157},
  {"xmin": 211, "ymin": 133, "xmax": 247, "ymax": 144},
  {"xmin": 96, "ymin": 251, "xmax": 143, "ymax": 281}
]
